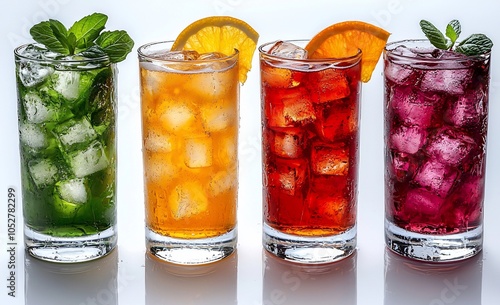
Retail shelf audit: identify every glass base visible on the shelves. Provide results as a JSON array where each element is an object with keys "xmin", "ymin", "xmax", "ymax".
[
  {"xmin": 146, "ymin": 227, "xmax": 237, "ymax": 265},
  {"xmin": 263, "ymin": 223, "xmax": 356, "ymax": 264},
  {"xmin": 385, "ymin": 220, "xmax": 483, "ymax": 262},
  {"xmin": 25, "ymin": 225, "xmax": 117, "ymax": 263}
]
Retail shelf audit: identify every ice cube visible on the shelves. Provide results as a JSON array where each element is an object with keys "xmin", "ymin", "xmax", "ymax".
[
  {"xmin": 28, "ymin": 158, "xmax": 58, "ymax": 188},
  {"xmin": 144, "ymin": 153, "xmax": 180, "ymax": 183},
  {"xmin": 390, "ymin": 87, "xmax": 437, "ymax": 127},
  {"xmin": 17, "ymin": 60, "xmax": 54, "ymax": 87},
  {"xmin": 420, "ymin": 68, "xmax": 473, "ymax": 95},
  {"xmin": 68, "ymin": 140, "xmax": 109, "ymax": 178},
  {"xmin": 308, "ymin": 69, "xmax": 350, "ymax": 103},
  {"xmin": 314, "ymin": 102, "xmax": 357, "ymax": 142},
  {"xmin": 268, "ymin": 41, "xmax": 308, "ymax": 59},
  {"xmin": 261, "ymin": 64, "xmax": 303, "ymax": 88},
  {"xmin": 403, "ymin": 188, "xmax": 444, "ymax": 216},
  {"xmin": 54, "ymin": 117, "xmax": 97, "ymax": 150},
  {"xmin": 390, "ymin": 125, "xmax": 427, "ymax": 154},
  {"xmin": 306, "ymin": 190, "xmax": 353, "ymax": 227},
  {"xmin": 209, "ymin": 170, "xmax": 237, "ymax": 196},
  {"xmin": 23, "ymin": 92, "xmax": 58, "ymax": 123},
  {"xmin": 444, "ymin": 89, "xmax": 486, "ymax": 128},
  {"xmin": 414, "ymin": 159, "xmax": 458, "ymax": 197},
  {"xmin": 156, "ymin": 50, "xmax": 199, "ymax": 61},
  {"xmin": 448, "ymin": 175, "xmax": 484, "ymax": 225},
  {"xmin": 144, "ymin": 130, "xmax": 173, "ymax": 153},
  {"xmin": 311, "ymin": 142, "xmax": 349, "ymax": 176},
  {"xmin": 159, "ymin": 102, "xmax": 198, "ymax": 134},
  {"xmin": 56, "ymin": 178, "xmax": 88, "ymax": 204},
  {"xmin": 389, "ymin": 152, "xmax": 417, "ymax": 182},
  {"xmin": 198, "ymin": 52, "xmax": 226, "ymax": 60},
  {"xmin": 267, "ymin": 158, "xmax": 308, "ymax": 196},
  {"xmin": 168, "ymin": 182, "xmax": 208, "ymax": 219},
  {"xmin": 200, "ymin": 104, "xmax": 236, "ymax": 132},
  {"xmin": 425, "ymin": 127, "xmax": 475, "ymax": 166},
  {"xmin": 52, "ymin": 70, "xmax": 81, "ymax": 100},
  {"xmin": 282, "ymin": 89, "xmax": 316, "ymax": 123},
  {"xmin": 185, "ymin": 136, "xmax": 213, "ymax": 168},
  {"xmin": 269, "ymin": 128, "xmax": 305, "ymax": 159},
  {"xmin": 19, "ymin": 122, "xmax": 48, "ymax": 150},
  {"xmin": 384, "ymin": 60, "xmax": 415, "ymax": 85}
]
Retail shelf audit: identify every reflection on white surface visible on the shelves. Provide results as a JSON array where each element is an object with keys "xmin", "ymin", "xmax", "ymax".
[
  {"xmin": 384, "ymin": 248, "xmax": 483, "ymax": 305},
  {"xmin": 145, "ymin": 251, "xmax": 237, "ymax": 305},
  {"xmin": 24, "ymin": 249, "xmax": 118, "ymax": 305},
  {"xmin": 262, "ymin": 250, "xmax": 357, "ymax": 305}
]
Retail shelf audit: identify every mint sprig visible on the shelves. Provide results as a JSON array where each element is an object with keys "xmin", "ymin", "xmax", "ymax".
[
  {"xmin": 419, "ymin": 19, "xmax": 492, "ymax": 56},
  {"xmin": 29, "ymin": 13, "xmax": 134, "ymax": 63}
]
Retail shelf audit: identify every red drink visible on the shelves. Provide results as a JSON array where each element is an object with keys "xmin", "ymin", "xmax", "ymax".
[
  {"xmin": 384, "ymin": 39, "xmax": 490, "ymax": 261},
  {"xmin": 260, "ymin": 40, "xmax": 361, "ymax": 263}
]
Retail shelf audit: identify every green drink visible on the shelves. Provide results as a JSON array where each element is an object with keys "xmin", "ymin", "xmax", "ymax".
[{"xmin": 15, "ymin": 13, "xmax": 133, "ymax": 262}]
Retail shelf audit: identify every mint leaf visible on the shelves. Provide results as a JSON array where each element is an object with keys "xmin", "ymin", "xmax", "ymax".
[
  {"xmin": 29, "ymin": 13, "xmax": 134, "ymax": 62},
  {"xmin": 95, "ymin": 30, "xmax": 134, "ymax": 63},
  {"xmin": 455, "ymin": 34, "xmax": 493, "ymax": 55},
  {"xmin": 420, "ymin": 20, "xmax": 449, "ymax": 50},
  {"xmin": 30, "ymin": 21, "xmax": 69, "ymax": 54},
  {"xmin": 445, "ymin": 20, "xmax": 461, "ymax": 48},
  {"xmin": 68, "ymin": 13, "xmax": 108, "ymax": 51},
  {"xmin": 78, "ymin": 45, "xmax": 107, "ymax": 59}
]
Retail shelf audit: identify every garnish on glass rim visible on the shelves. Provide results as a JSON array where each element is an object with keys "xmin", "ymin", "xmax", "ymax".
[
  {"xmin": 29, "ymin": 12, "xmax": 134, "ymax": 63},
  {"xmin": 419, "ymin": 19, "xmax": 493, "ymax": 56}
]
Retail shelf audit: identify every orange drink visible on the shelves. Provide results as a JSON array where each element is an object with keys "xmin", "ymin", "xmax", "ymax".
[
  {"xmin": 138, "ymin": 16, "xmax": 258, "ymax": 264},
  {"xmin": 139, "ymin": 41, "xmax": 239, "ymax": 264}
]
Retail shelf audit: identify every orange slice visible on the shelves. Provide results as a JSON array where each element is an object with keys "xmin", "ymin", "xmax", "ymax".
[
  {"xmin": 172, "ymin": 16, "xmax": 259, "ymax": 83},
  {"xmin": 305, "ymin": 21, "xmax": 390, "ymax": 82}
]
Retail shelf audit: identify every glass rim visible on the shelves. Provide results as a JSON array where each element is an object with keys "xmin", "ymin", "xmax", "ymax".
[
  {"xmin": 137, "ymin": 40, "xmax": 239, "ymax": 63},
  {"xmin": 14, "ymin": 43, "xmax": 111, "ymax": 64},
  {"xmin": 258, "ymin": 39, "xmax": 362, "ymax": 63},
  {"xmin": 385, "ymin": 39, "xmax": 491, "ymax": 62}
]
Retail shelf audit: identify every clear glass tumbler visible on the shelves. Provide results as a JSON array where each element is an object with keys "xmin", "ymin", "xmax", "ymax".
[
  {"xmin": 138, "ymin": 41, "xmax": 239, "ymax": 265},
  {"xmin": 260, "ymin": 40, "xmax": 361, "ymax": 263},
  {"xmin": 15, "ymin": 43, "xmax": 117, "ymax": 263},
  {"xmin": 384, "ymin": 39, "xmax": 490, "ymax": 262}
]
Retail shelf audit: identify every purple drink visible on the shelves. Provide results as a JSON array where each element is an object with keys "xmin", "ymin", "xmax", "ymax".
[{"xmin": 384, "ymin": 39, "xmax": 490, "ymax": 262}]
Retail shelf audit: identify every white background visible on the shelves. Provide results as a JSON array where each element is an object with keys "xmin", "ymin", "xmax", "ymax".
[{"xmin": 1, "ymin": 0, "xmax": 500, "ymax": 304}]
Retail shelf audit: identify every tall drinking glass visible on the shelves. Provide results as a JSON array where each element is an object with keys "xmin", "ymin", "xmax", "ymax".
[
  {"xmin": 384, "ymin": 39, "xmax": 490, "ymax": 262},
  {"xmin": 138, "ymin": 41, "xmax": 239, "ymax": 265},
  {"xmin": 260, "ymin": 40, "xmax": 361, "ymax": 263},
  {"xmin": 15, "ymin": 44, "xmax": 117, "ymax": 262}
]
